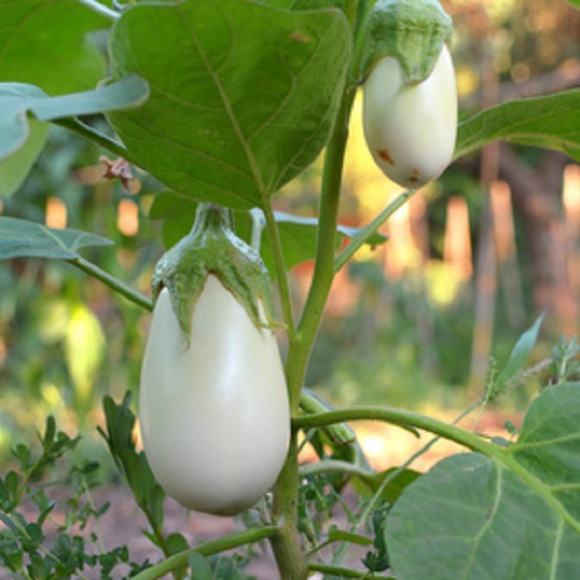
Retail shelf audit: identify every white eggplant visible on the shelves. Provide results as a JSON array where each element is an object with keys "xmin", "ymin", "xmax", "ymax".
[
  {"xmin": 363, "ymin": 44, "xmax": 457, "ymax": 188},
  {"xmin": 139, "ymin": 275, "xmax": 290, "ymax": 516}
]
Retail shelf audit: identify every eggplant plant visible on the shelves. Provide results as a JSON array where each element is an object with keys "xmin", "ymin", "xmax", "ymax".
[{"xmin": 1, "ymin": 0, "xmax": 580, "ymax": 578}]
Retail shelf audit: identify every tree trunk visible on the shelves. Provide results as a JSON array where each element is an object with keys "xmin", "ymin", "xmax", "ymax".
[{"xmin": 498, "ymin": 145, "xmax": 576, "ymax": 335}]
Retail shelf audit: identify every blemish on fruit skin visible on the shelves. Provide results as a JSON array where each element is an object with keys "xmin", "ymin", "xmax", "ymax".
[{"xmin": 377, "ymin": 149, "xmax": 394, "ymax": 164}]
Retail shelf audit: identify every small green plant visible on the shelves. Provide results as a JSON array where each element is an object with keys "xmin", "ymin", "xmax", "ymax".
[{"xmin": 0, "ymin": 417, "xmax": 136, "ymax": 579}]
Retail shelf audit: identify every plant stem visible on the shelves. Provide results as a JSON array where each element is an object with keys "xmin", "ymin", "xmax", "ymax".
[
  {"xmin": 269, "ymin": 4, "xmax": 375, "ymax": 576},
  {"xmin": 294, "ymin": 407, "xmax": 502, "ymax": 458},
  {"xmin": 67, "ymin": 256, "xmax": 153, "ymax": 311},
  {"xmin": 262, "ymin": 201, "xmax": 296, "ymax": 339},
  {"xmin": 249, "ymin": 209, "xmax": 264, "ymax": 252},
  {"xmin": 335, "ymin": 189, "xmax": 414, "ymax": 272},
  {"xmin": 270, "ymin": 431, "xmax": 309, "ymax": 580},
  {"xmin": 268, "ymin": 75, "xmax": 357, "ymax": 580},
  {"xmin": 139, "ymin": 501, "xmax": 178, "ymax": 576},
  {"xmin": 285, "ymin": 83, "xmax": 358, "ymax": 409},
  {"xmin": 54, "ymin": 118, "xmax": 142, "ymax": 167},
  {"xmin": 308, "ymin": 562, "xmax": 393, "ymax": 578},
  {"xmin": 76, "ymin": 0, "xmax": 120, "ymax": 20},
  {"xmin": 130, "ymin": 526, "xmax": 279, "ymax": 580},
  {"xmin": 300, "ymin": 390, "xmax": 355, "ymax": 445},
  {"xmin": 299, "ymin": 458, "xmax": 372, "ymax": 478}
]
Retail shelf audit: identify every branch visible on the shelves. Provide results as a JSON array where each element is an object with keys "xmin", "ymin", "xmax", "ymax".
[
  {"xmin": 67, "ymin": 257, "xmax": 153, "ymax": 311},
  {"xmin": 335, "ymin": 188, "xmax": 414, "ymax": 272},
  {"xmin": 131, "ymin": 526, "xmax": 279, "ymax": 580},
  {"xmin": 76, "ymin": 0, "xmax": 120, "ymax": 20},
  {"xmin": 308, "ymin": 562, "xmax": 393, "ymax": 578},
  {"xmin": 293, "ymin": 406, "xmax": 502, "ymax": 458}
]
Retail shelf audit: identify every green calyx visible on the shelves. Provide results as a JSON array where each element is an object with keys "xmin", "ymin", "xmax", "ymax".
[
  {"xmin": 361, "ymin": 0, "xmax": 453, "ymax": 85},
  {"xmin": 151, "ymin": 202, "xmax": 275, "ymax": 338}
]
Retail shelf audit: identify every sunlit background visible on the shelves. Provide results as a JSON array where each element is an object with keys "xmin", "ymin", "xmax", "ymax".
[{"xmin": 0, "ymin": 0, "xmax": 579, "ymax": 475}]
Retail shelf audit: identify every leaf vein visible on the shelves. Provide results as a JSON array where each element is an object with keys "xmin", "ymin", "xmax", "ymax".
[{"xmin": 178, "ymin": 4, "xmax": 266, "ymax": 195}]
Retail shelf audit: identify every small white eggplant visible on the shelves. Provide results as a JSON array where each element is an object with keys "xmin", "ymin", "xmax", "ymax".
[
  {"xmin": 363, "ymin": 44, "xmax": 457, "ymax": 188},
  {"xmin": 139, "ymin": 275, "xmax": 290, "ymax": 516}
]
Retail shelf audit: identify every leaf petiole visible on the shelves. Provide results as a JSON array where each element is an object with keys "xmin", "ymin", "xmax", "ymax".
[
  {"xmin": 76, "ymin": 0, "xmax": 120, "ymax": 21},
  {"xmin": 67, "ymin": 256, "xmax": 152, "ymax": 311},
  {"xmin": 334, "ymin": 188, "xmax": 414, "ymax": 272}
]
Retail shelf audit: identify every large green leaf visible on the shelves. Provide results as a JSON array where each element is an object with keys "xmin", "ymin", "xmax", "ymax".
[
  {"xmin": 107, "ymin": 0, "xmax": 351, "ymax": 209},
  {"xmin": 0, "ymin": 76, "xmax": 149, "ymax": 162},
  {"xmin": 387, "ymin": 383, "xmax": 580, "ymax": 579},
  {"xmin": 454, "ymin": 90, "xmax": 580, "ymax": 162},
  {"xmin": 0, "ymin": 119, "xmax": 50, "ymax": 196},
  {"xmin": 0, "ymin": 0, "xmax": 110, "ymax": 95},
  {"xmin": 0, "ymin": 0, "xmax": 118, "ymax": 195},
  {"xmin": 0, "ymin": 216, "xmax": 112, "ymax": 260}
]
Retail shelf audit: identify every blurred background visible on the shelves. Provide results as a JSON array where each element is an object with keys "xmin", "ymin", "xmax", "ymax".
[{"xmin": 0, "ymin": 0, "xmax": 579, "ymax": 472}]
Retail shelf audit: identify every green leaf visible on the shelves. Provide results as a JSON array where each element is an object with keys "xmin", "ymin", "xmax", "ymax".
[
  {"xmin": 0, "ymin": 216, "xmax": 112, "ymax": 261},
  {"xmin": 148, "ymin": 191, "xmax": 196, "ymax": 221},
  {"xmin": 493, "ymin": 314, "xmax": 544, "ymax": 392},
  {"xmin": 0, "ymin": 76, "xmax": 149, "ymax": 161},
  {"xmin": 0, "ymin": 119, "xmax": 49, "ymax": 196},
  {"xmin": 166, "ymin": 533, "xmax": 189, "ymax": 556},
  {"xmin": 107, "ymin": 0, "xmax": 351, "ymax": 209},
  {"xmin": 565, "ymin": 0, "xmax": 580, "ymax": 8},
  {"xmin": 455, "ymin": 90, "xmax": 580, "ymax": 162},
  {"xmin": 0, "ymin": 0, "xmax": 109, "ymax": 94},
  {"xmin": 352, "ymin": 467, "xmax": 422, "ymax": 503},
  {"xmin": 387, "ymin": 383, "xmax": 580, "ymax": 580},
  {"xmin": 363, "ymin": 508, "xmax": 390, "ymax": 572},
  {"xmin": 98, "ymin": 394, "xmax": 166, "ymax": 531},
  {"xmin": 188, "ymin": 552, "xmax": 213, "ymax": 579}
]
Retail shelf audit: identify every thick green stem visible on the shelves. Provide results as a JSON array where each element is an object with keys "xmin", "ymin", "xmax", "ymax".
[
  {"xmin": 67, "ymin": 256, "xmax": 153, "ymax": 311},
  {"xmin": 130, "ymin": 526, "xmax": 279, "ymax": 580},
  {"xmin": 270, "ymin": 431, "xmax": 309, "ymax": 580},
  {"xmin": 269, "ymin": 80, "xmax": 357, "ymax": 580},
  {"xmin": 285, "ymin": 84, "xmax": 358, "ymax": 409},
  {"xmin": 269, "ymin": 2, "xmax": 374, "ymax": 577},
  {"xmin": 284, "ymin": 0, "xmax": 375, "ymax": 407}
]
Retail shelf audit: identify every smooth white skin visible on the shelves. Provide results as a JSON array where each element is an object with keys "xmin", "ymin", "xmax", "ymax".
[
  {"xmin": 139, "ymin": 276, "xmax": 290, "ymax": 515},
  {"xmin": 363, "ymin": 45, "xmax": 457, "ymax": 188}
]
